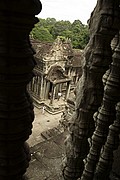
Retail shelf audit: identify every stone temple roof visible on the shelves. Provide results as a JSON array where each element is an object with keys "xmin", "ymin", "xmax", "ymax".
[
  {"xmin": 31, "ymin": 39, "xmax": 53, "ymax": 59},
  {"xmin": 66, "ymin": 49, "xmax": 84, "ymax": 68},
  {"xmin": 30, "ymin": 38, "xmax": 84, "ymax": 68},
  {"xmin": 30, "ymin": 37, "xmax": 73, "ymax": 61}
]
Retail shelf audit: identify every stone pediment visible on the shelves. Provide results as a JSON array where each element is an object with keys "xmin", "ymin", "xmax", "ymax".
[
  {"xmin": 31, "ymin": 37, "xmax": 73, "ymax": 62},
  {"xmin": 46, "ymin": 65, "xmax": 71, "ymax": 84}
]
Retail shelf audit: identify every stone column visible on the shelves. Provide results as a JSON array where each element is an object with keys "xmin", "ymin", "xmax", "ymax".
[
  {"xmin": 65, "ymin": 81, "xmax": 71, "ymax": 100},
  {"xmin": 36, "ymin": 76, "xmax": 39, "ymax": 96},
  {"xmin": 37, "ymin": 76, "xmax": 41, "ymax": 98},
  {"xmin": 45, "ymin": 81, "xmax": 51, "ymax": 99},
  {"xmin": 75, "ymin": 75, "xmax": 79, "ymax": 84},
  {"xmin": 43, "ymin": 78, "xmax": 47, "ymax": 100},
  {"xmin": 34, "ymin": 76, "xmax": 37, "ymax": 95},
  {"xmin": 63, "ymin": 1, "xmax": 120, "ymax": 180},
  {"xmin": 82, "ymin": 33, "xmax": 120, "ymax": 180},
  {"xmin": 68, "ymin": 68, "xmax": 71, "ymax": 76},
  {"xmin": 32, "ymin": 80, "xmax": 34, "ymax": 92},
  {"xmin": 0, "ymin": 1, "xmax": 42, "ymax": 180},
  {"xmin": 40, "ymin": 74, "xmax": 43, "ymax": 99},
  {"xmin": 55, "ymin": 84, "xmax": 59, "ymax": 98},
  {"xmin": 50, "ymin": 84, "xmax": 56, "ymax": 105}
]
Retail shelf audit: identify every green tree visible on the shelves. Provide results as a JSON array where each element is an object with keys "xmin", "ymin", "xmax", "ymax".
[
  {"xmin": 51, "ymin": 20, "xmax": 71, "ymax": 38},
  {"xmin": 30, "ymin": 18, "xmax": 89, "ymax": 49},
  {"xmin": 39, "ymin": 18, "xmax": 56, "ymax": 33},
  {"xmin": 31, "ymin": 25, "xmax": 54, "ymax": 42},
  {"xmin": 71, "ymin": 20, "xmax": 83, "ymax": 33},
  {"xmin": 61, "ymin": 30, "xmax": 73, "ymax": 40},
  {"xmin": 71, "ymin": 20, "xmax": 89, "ymax": 49}
]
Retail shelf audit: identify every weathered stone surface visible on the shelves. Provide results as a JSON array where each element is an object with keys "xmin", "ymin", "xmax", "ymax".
[
  {"xmin": 63, "ymin": 0, "xmax": 120, "ymax": 180},
  {"xmin": 28, "ymin": 37, "xmax": 83, "ymax": 111},
  {"xmin": 26, "ymin": 131, "xmax": 67, "ymax": 180},
  {"xmin": 25, "ymin": 129, "xmax": 120, "ymax": 180},
  {"xmin": 0, "ymin": 0, "xmax": 41, "ymax": 179}
]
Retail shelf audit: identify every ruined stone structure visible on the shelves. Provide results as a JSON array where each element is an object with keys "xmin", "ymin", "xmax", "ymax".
[
  {"xmin": 0, "ymin": 0, "xmax": 41, "ymax": 179},
  {"xmin": 28, "ymin": 37, "xmax": 83, "ymax": 112},
  {"xmin": 66, "ymin": 49, "xmax": 83, "ymax": 90},
  {"xmin": 60, "ymin": 50, "xmax": 83, "ymax": 128},
  {"xmin": 2, "ymin": 0, "xmax": 120, "ymax": 179},
  {"xmin": 63, "ymin": 0, "xmax": 120, "ymax": 180}
]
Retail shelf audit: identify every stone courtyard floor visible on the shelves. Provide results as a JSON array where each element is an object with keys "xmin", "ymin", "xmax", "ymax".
[
  {"xmin": 26, "ymin": 131, "xmax": 67, "ymax": 180},
  {"xmin": 25, "ymin": 107, "xmax": 120, "ymax": 180},
  {"xmin": 26, "ymin": 106, "xmax": 67, "ymax": 180},
  {"xmin": 27, "ymin": 107, "xmax": 63, "ymax": 147}
]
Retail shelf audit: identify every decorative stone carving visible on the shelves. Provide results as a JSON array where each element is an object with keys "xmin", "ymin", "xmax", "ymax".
[
  {"xmin": 93, "ymin": 33, "xmax": 120, "ymax": 180},
  {"xmin": 80, "ymin": 1, "xmax": 120, "ymax": 180},
  {"xmin": 0, "ymin": 0, "xmax": 41, "ymax": 179},
  {"xmin": 63, "ymin": 0, "xmax": 120, "ymax": 180},
  {"xmin": 94, "ymin": 102, "xmax": 120, "ymax": 180}
]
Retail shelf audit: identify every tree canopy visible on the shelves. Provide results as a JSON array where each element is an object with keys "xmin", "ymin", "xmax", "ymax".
[{"xmin": 31, "ymin": 18, "xmax": 89, "ymax": 49}]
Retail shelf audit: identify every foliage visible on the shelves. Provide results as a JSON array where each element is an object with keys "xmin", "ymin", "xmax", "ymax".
[
  {"xmin": 31, "ymin": 18, "xmax": 89, "ymax": 49},
  {"xmin": 31, "ymin": 24, "xmax": 54, "ymax": 42}
]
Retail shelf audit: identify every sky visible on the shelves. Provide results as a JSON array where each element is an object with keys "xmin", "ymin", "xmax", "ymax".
[{"xmin": 38, "ymin": 0, "xmax": 97, "ymax": 24}]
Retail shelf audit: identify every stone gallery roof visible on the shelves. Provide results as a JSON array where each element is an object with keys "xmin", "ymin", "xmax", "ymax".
[
  {"xmin": 30, "ymin": 37, "xmax": 73, "ymax": 61},
  {"xmin": 31, "ymin": 38, "xmax": 84, "ymax": 71},
  {"xmin": 66, "ymin": 49, "xmax": 84, "ymax": 68},
  {"xmin": 31, "ymin": 39, "xmax": 52, "ymax": 59}
]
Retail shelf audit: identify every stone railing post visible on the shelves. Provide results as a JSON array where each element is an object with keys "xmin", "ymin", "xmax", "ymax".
[{"xmin": 0, "ymin": 1, "xmax": 42, "ymax": 179}]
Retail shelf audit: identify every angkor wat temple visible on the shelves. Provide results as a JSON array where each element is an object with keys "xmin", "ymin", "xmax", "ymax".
[
  {"xmin": 0, "ymin": 0, "xmax": 120, "ymax": 180},
  {"xmin": 28, "ymin": 37, "xmax": 83, "ymax": 113}
]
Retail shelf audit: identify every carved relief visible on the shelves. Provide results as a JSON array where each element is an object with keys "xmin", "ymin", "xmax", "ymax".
[{"xmin": 63, "ymin": 1, "xmax": 120, "ymax": 180}]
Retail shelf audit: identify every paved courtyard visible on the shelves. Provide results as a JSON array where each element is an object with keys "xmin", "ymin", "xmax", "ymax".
[
  {"xmin": 26, "ymin": 106, "xmax": 67, "ymax": 180},
  {"xmin": 27, "ymin": 107, "xmax": 63, "ymax": 147},
  {"xmin": 26, "ymin": 106, "xmax": 120, "ymax": 180}
]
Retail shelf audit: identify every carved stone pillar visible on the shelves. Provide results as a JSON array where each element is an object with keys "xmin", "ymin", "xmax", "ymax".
[
  {"xmin": 45, "ymin": 81, "xmax": 51, "ymax": 99},
  {"xmin": 65, "ymin": 81, "xmax": 71, "ymax": 100},
  {"xmin": 89, "ymin": 33, "xmax": 120, "ymax": 180},
  {"xmin": 37, "ymin": 76, "xmax": 40, "ymax": 97},
  {"xmin": 40, "ymin": 74, "xmax": 43, "ymax": 99},
  {"xmin": 43, "ymin": 78, "xmax": 47, "ymax": 100},
  {"xmin": 63, "ymin": 1, "xmax": 120, "ymax": 180},
  {"xmin": 0, "ymin": 1, "xmax": 42, "ymax": 179},
  {"xmin": 94, "ymin": 102, "xmax": 120, "ymax": 179},
  {"xmin": 36, "ymin": 76, "xmax": 39, "ymax": 96},
  {"xmin": 50, "ymin": 84, "xmax": 56, "ymax": 105},
  {"xmin": 80, "ymin": 1, "xmax": 120, "ymax": 180}
]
